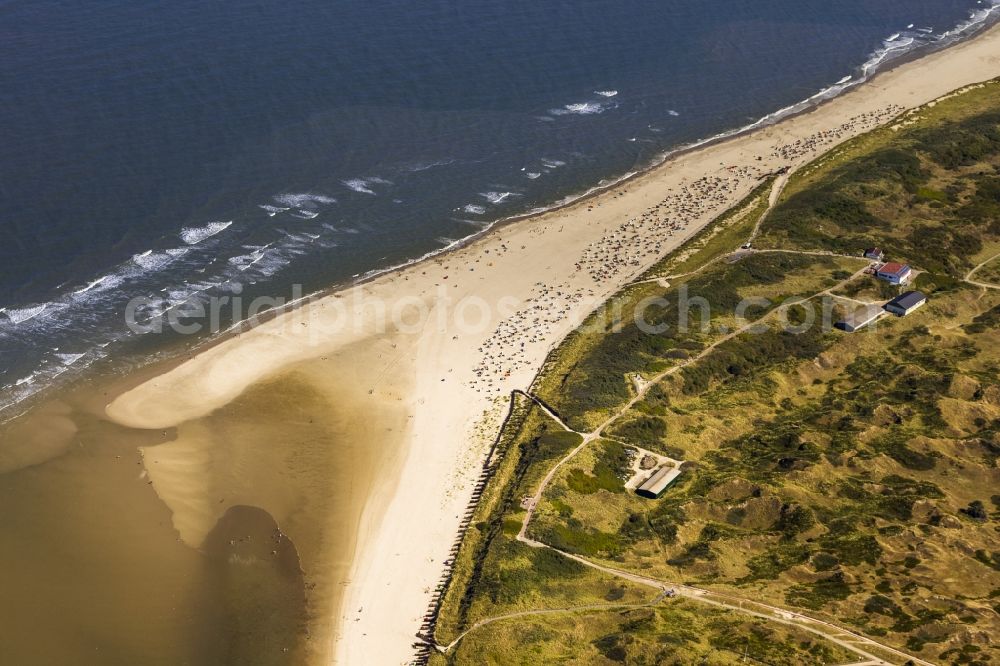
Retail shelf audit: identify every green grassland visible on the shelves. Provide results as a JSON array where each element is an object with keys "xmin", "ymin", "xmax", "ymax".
[
  {"xmin": 432, "ymin": 399, "xmax": 654, "ymax": 645},
  {"xmin": 534, "ymin": 249, "xmax": 863, "ymax": 432},
  {"xmin": 431, "ymin": 80, "xmax": 1000, "ymax": 665},
  {"xmin": 436, "ymin": 598, "xmax": 856, "ymax": 665},
  {"xmin": 759, "ymin": 81, "xmax": 1000, "ymax": 282},
  {"xmin": 526, "ymin": 291, "xmax": 1000, "ymax": 662}
]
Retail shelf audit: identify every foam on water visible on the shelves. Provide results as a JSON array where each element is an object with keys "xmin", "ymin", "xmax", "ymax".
[
  {"xmin": 55, "ymin": 352, "xmax": 86, "ymax": 365},
  {"xmin": 341, "ymin": 177, "xmax": 392, "ymax": 195},
  {"xmin": 525, "ymin": 172, "xmax": 541, "ymax": 179},
  {"xmin": 15, "ymin": 372, "xmax": 38, "ymax": 387},
  {"xmin": 550, "ymin": 101, "xmax": 610, "ymax": 116},
  {"xmin": 860, "ymin": 1, "xmax": 1000, "ymax": 77},
  {"xmin": 132, "ymin": 250, "xmax": 181, "ymax": 272},
  {"xmin": 402, "ymin": 158, "xmax": 456, "ymax": 173},
  {"xmin": 940, "ymin": 0, "xmax": 1000, "ymax": 38},
  {"xmin": 285, "ymin": 231, "xmax": 320, "ymax": 242},
  {"xmin": 0, "ymin": 210, "xmax": 339, "ymax": 405},
  {"xmin": 272, "ymin": 193, "xmax": 337, "ymax": 207},
  {"xmin": 180, "ymin": 220, "xmax": 233, "ymax": 245},
  {"xmin": 668, "ymin": 0, "xmax": 1000, "ymax": 159},
  {"xmin": 594, "ymin": 90, "xmax": 618, "ymax": 97},
  {"xmin": 3, "ymin": 304, "xmax": 48, "ymax": 325},
  {"xmin": 258, "ymin": 204, "xmax": 289, "ymax": 216},
  {"xmin": 860, "ymin": 35, "xmax": 917, "ymax": 75},
  {"xmin": 453, "ymin": 218, "xmax": 490, "ymax": 228},
  {"xmin": 479, "ymin": 191, "xmax": 518, "ymax": 204},
  {"xmin": 73, "ymin": 274, "xmax": 123, "ymax": 295},
  {"xmin": 228, "ymin": 248, "xmax": 268, "ymax": 271},
  {"xmin": 70, "ymin": 245, "xmax": 188, "ymax": 300}
]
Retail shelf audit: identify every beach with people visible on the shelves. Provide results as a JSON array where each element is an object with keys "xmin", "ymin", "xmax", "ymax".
[{"xmin": 94, "ymin": 22, "xmax": 1000, "ymax": 665}]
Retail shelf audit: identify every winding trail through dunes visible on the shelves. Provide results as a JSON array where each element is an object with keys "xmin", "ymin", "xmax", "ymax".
[
  {"xmin": 747, "ymin": 170, "xmax": 791, "ymax": 245},
  {"xmin": 510, "ymin": 532, "xmax": 930, "ymax": 665},
  {"xmin": 434, "ymin": 591, "xmax": 671, "ymax": 654},
  {"xmin": 965, "ymin": 251, "xmax": 1000, "ymax": 290},
  {"xmin": 440, "ymin": 245, "xmax": 933, "ymax": 666},
  {"xmin": 430, "ymin": 127, "xmax": 995, "ymax": 662},
  {"xmin": 437, "ymin": 178, "xmax": 930, "ymax": 664}
]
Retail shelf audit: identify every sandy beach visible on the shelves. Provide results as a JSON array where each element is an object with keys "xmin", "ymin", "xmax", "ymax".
[{"xmin": 104, "ymin": 24, "xmax": 1000, "ymax": 665}]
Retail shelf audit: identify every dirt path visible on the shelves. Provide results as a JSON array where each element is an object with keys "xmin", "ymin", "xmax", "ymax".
[
  {"xmin": 435, "ymin": 522, "xmax": 922, "ymax": 664},
  {"xmin": 586, "ymin": 260, "xmax": 870, "ymax": 442},
  {"xmin": 430, "ymin": 176, "xmax": 934, "ymax": 665},
  {"xmin": 965, "ymin": 251, "xmax": 1000, "ymax": 290},
  {"xmin": 495, "ymin": 257, "xmax": 925, "ymax": 664},
  {"xmin": 515, "ymin": 538, "xmax": 903, "ymax": 665},
  {"xmin": 746, "ymin": 170, "xmax": 790, "ymax": 245},
  {"xmin": 435, "ymin": 591, "xmax": 670, "ymax": 653}
]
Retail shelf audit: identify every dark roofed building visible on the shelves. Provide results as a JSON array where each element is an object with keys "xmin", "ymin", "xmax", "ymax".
[
  {"xmin": 864, "ymin": 247, "xmax": 884, "ymax": 261},
  {"xmin": 884, "ymin": 290, "xmax": 927, "ymax": 316}
]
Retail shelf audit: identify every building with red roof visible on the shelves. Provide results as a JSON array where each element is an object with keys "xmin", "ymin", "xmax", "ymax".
[{"xmin": 875, "ymin": 261, "xmax": 912, "ymax": 285}]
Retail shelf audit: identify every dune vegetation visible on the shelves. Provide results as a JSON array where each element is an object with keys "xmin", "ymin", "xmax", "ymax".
[{"xmin": 429, "ymin": 81, "xmax": 1000, "ymax": 665}]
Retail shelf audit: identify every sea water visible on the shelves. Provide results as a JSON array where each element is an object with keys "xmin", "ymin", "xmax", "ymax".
[{"xmin": 1, "ymin": 0, "xmax": 997, "ymax": 414}]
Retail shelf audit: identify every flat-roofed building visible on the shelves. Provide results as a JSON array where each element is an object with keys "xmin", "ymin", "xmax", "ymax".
[
  {"xmin": 834, "ymin": 304, "xmax": 884, "ymax": 332},
  {"xmin": 636, "ymin": 466, "xmax": 682, "ymax": 499},
  {"xmin": 884, "ymin": 290, "xmax": 927, "ymax": 317}
]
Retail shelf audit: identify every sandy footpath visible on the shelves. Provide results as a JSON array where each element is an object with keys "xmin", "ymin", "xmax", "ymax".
[{"xmin": 106, "ymin": 24, "xmax": 1000, "ymax": 666}]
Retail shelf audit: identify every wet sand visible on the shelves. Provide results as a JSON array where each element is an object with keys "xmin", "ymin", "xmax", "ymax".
[{"xmin": 0, "ymin": 334, "xmax": 410, "ymax": 665}]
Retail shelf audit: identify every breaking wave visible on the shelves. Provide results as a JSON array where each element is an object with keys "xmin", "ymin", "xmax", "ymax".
[
  {"xmin": 180, "ymin": 220, "xmax": 232, "ymax": 245},
  {"xmin": 2, "ymin": 304, "xmax": 48, "ymax": 325},
  {"xmin": 132, "ymin": 249, "xmax": 186, "ymax": 272}
]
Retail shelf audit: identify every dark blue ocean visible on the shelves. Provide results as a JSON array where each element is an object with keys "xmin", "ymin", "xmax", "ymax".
[{"xmin": 1, "ymin": 0, "xmax": 997, "ymax": 411}]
